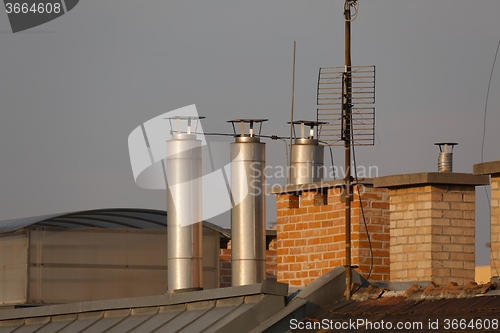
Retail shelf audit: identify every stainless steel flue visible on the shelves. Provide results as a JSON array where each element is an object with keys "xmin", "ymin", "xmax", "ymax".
[
  {"xmin": 228, "ymin": 119, "xmax": 267, "ymax": 286},
  {"xmin": 434, "ymin": 142, "xmax": 457, "ymax": 173},
  {"xmin": 166, "ymin": 116, "xmax": 204, "ymax": 292},
  {"xmin": 289, "ymin": 120, "xmax": 326, "ymax": 185}
]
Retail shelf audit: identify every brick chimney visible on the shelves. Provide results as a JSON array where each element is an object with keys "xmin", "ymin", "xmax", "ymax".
[
  {"xmin": 270, "ymin": 179, "xmax": 390, "ymax": 287},
  {"xmin": 374, "ymin": 172, "xmax": 488, "ymax": 285},
  {"xmin": 473, "ymin": 161, "xmax": 500, "ymax": 277}
]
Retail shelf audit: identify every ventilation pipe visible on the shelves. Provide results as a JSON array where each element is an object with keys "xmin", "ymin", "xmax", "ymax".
[
  {"xmin": 166, "ymin": 116, "xmax": 204, "ymax": 292},
  {"xmin": 228, "ymin": 119, "xmax": 267, "ymax": 286},
  {"xmin": 434, "ymin": 142, "xmax": 457, "ymax": 173},
  {"xmin": 289, "ymin": 120, "xmax": 326, "ymax": 185}
]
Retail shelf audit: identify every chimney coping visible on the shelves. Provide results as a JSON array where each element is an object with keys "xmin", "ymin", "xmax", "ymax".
[
  {"xmin": 267, "ymin": 178, "xmax": 374, "ymax": 195},
  {"xmin": 473, "ymin": 161, "xmax": 500, "ymax": 176},
  {"xmin": 373, "ymin": 172, "xmax": 489, "ymax": 188}
]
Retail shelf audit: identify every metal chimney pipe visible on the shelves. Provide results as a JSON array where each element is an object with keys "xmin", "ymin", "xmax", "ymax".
[
  {"xmin": 166, "ymin": 116, "xmax": 204, "ymax": 292},
  {"xmin": 434, "ymin": 142, "xmax": 458, "ymax": 173},
  {"xmin": 289, "ymin": 120, "xmax": 326, "ymax": 185},
  {"xmin": 228, "ymin": 119, "xmax": 267, "ymax": 286}
]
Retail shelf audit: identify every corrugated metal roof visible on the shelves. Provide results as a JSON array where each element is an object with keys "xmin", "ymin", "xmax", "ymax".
[
  {"xmin": 0, "ymin": 208, "xmax": 230, "ymax": 238},
  {"xmin": 0, "ymin": 282, "xmax": 288, "ymax": 333}
]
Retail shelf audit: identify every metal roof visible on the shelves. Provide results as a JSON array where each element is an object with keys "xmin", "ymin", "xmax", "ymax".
[
  {"xmin": 0, "ymin": 281, "xmax": 288, "ymax": 333},
  {"xmin": 0, "ymin": 208, "xmax": 230, "ymax": 238}
]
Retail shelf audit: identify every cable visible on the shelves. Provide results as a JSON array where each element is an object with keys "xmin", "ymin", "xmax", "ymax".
[
  {"xmin": 328, "ymin": 145, "xmax": 336, "ymax": 180},
  {"xmin": 481, "ymin": 40, "xmax": 500, "ymax": 278},
  {"xmin": 481, "ymin": 40, "xmax": 500, "ymax": 164},
  {"xmin": 351, "ymin": 122, "xmax": 374, "ymax": 293}
]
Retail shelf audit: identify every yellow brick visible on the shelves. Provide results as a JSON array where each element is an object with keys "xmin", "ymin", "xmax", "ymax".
[
  {"xmin": 491, "ymin": 181, "xmax": 500, "ymax": 190},
  {"xmin": 403, "ymin": 228, "xmax": 416, "ymax": 236},
  {"xmin": 451, "ymin": 252, "xmax": 474, "ymax": 261},
  {"xmin": 414, "ymin": 202, "xmax": 432, "ymax": 210},
  {"xmin": 451, "ymin": 236, "xmax": 474, "ymax": 244},
  {"xmin": 417, "ymin": 260, "xmax": 432, "ymax": 269},
  {"xmin": 404, "ymin": 194, "xmax": 418, "ymax": 202},
  {"xmin": 390, "ymin": 195, "xmax": 404, "ymax": 203},
  {"xmin": 417, "ymin": 194, "xmax": 432, "ymax": 201},
  {"xmin": 433, "ymin": 202, "xmax": 450, "ymax": 210},
  {"xmin": 443, "ymin": 244, "xmax": 463, "ymax": 252},
  {"xmin": 396, "ymin": 236, "xmax": 409, "ymax": 245},
  {"xmin": 391, "ymin": 212, "xmax": 404, "ymax": 220},
  {"xmin": 391, "ymin": 245, "xmax": 403, "ymax": 254},
  {"xmin": 463, "ymin": 228, "xmax": 474, "ymax": 236},
  {"xmin": 442, "ymin": 193, "xmax": 463, "ymax": 202},
  {"xmin": 431, "ymin": 243, "xmax": 443, "ymax": 252},
  {"xmin": 451, "ymin": 269, "xmax": 475, "ymax": 278},
  {"xmin": 451, "ymin": 202, "xmax": 475, "ymax": 211},
  {"xmin": 442, "ymin": 210, "xmax": 462, "ymax": 219},
  {"xmin": 464, "ymin": 261, "xmax": 476, "ymax": 270},
  {"xmin": 433, "ymin": 252, "xmax": 450, "ymax": 260},
  {"xmin": 451, "ymin": 219, "xmax": 474, "ymax": 227},
  {"xmin": 396, "ymin": 220, "xmax": 409, "ymax": 228},
  {"xmin": 434, "ymin": 235, "xmax": 451, "ymax": 244},
  {"xmin": 464, "ymin": 245, "xmax": 475, "ymax": 253},
  {"xmin": 433, "ymin": 268, "xmax": 451, "ymax": 277},
  {"xmin": 403, "ymin": 210, "xmax": 417, "ymax": 219},
  {"xmin": 463, "ymin": 193, "xmax": 475, "ymax": 203},
  {"xmin": 443, "ymin": 261, "xmax": 464, "ymax": 269},
  {"xmin": 393, "ymin": 188, "xmax": 407, "ymax": 195},
  {"xmin": 417, "ymin": 243, "xmax": 432, "ymax": 252},
  {"xmin": 463, "ymin": 211, "xmax": 475, "ymax": 220},
  {"xmin": 433, "ymin": 219, "xmax": 451, "ymax": 226},
  {"xmin": 442, "ymin": 227, "xmax": 464, "ymax": 235}
]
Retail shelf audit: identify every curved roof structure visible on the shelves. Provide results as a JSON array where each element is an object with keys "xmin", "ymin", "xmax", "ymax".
[{"xmin": 0, "ymin": 208, "xmax": 230, "ymax": 238}]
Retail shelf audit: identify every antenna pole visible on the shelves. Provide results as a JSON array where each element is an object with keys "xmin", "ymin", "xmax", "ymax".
[
  {"xmin": 289, "ymin": 41, "xmax": 297, "ymax": 184},
  {"xmin": 344, "ymin": 0, "xmax": 353, "ymax": 301}
]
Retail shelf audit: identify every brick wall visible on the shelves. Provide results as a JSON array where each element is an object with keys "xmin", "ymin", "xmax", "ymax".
[
  {"xmin": 275, "ymin": 183, "xmax": 390, "ymax": 287},
  {"xmin": 387, "ymin": 184, "xmax": 476, "ymax": 285},
  {"xmin": 219, "ymin": 240, "xmax": 277, "ymax": 288},
  {"xmin": 220, "ymin": 247, "xmax": 232, "ymax": 288}
]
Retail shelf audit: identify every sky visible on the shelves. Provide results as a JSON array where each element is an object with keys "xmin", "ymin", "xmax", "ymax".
[{"xmin": 0, "ymin": 0, "xmax": 499, "ymax": 265}]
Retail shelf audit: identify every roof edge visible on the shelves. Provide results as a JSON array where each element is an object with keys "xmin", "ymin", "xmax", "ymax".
[{"xmin": 0, "ymin": 281, "xmax": 288, "ymax": 321}]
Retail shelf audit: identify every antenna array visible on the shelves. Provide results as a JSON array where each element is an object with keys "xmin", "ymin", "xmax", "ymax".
[{"xmin": 317, "ymin": 65, "xmax": 375, "ymax": 146}]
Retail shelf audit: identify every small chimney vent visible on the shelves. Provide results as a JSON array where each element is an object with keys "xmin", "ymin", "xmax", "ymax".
[
  {"xmin": 434, "ymin": 142, "xmax": 458, "ymax": 173},
  {"xmin": 288, "ymin": 120, "xmax": 326, "ymax": 185}
]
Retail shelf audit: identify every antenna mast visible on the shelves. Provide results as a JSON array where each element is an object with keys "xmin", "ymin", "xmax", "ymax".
[
  {"xmin": 316, "ymin": 0, "xmax": 374, "ymax": 301},
  {"xmin": 343, "ymin": 0, "xmax": 354, "ymax": 301}
]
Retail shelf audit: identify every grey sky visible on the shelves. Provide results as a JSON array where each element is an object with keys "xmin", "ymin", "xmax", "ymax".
[{"xmin": 0, "ymin": 1, "xmax": 499, "ymax": 265}]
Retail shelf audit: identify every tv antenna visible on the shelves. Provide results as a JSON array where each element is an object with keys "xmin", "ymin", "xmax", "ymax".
[{"xmin": 316, "ymin": 0, "xmax": 375, "ymax": 300}]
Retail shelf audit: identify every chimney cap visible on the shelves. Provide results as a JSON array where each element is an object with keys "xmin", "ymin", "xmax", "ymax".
[
  {"xmin": 228, "ymin": 119, "xmax": 268, "ymax": 139},
  {"xmin": 288, "ymin": 120, "xmax": 327, "ymax": 140},
  {"xmin": 434, "ymin": 142, "xmax": 458, "ymax": 146},
  {"xmin": 287, "ymin": 120, "xmax": 327, "ymax": 126},
  {"xmin": 164, "ymin": 116, "xmax": 206, "ymax": 120},
  {"xmin": 227, "ymin": 119, "xmax": 268, "ymax": 123}
]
